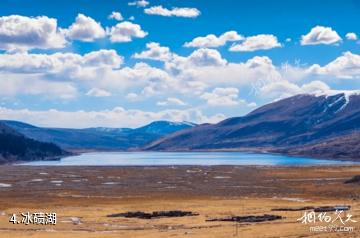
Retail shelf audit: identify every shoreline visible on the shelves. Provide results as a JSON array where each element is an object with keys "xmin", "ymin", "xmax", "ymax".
[
  {"xmin": 11, "ymin": 150, "xmax": 360, "ymax": 167},
  {"xmin": 73, "ymin": 148, "xmax": 360, "ymax": 162}
]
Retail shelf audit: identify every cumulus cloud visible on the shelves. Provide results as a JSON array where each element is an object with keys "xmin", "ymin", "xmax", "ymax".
[
  {"xmin": 229, "ymin": 34, "xmax": 281, "ymax": 52},
  {"xmin": 108, "ymin": 11, "xmax": 124, "ymax": 21},
  {"xmin": 0, "ymin": 74, "xmax": 77, "ymax": 99},
  {"xmin": 345, "ymin": 32, "xmax": 357, "ymax": 41},
  {"xmin": 0, "ymin": 106, "xmax": 225, "ymax": 128},
  {"xmin": 109, "ymin": 21, "xmax": 147, "ymax": 42},
  {"xmin": 128, "ymin": 0, "xmax": 149, "ymax": 7},
  {"xmin": 0, "ymin": 50, "xmax": 124, "ymax": 99},
  {"xmin": 133, "ymin": 42, "xmax": 174, "ymax": 61},
  {"xmin": 0, "ymin": 15, "xmax": 66, "ymax": 51},
  {"xmin": 200, "ymin": 87, "xmax": 239, "ymax": 106},
  {"xmin": 82, "ymin": 49, "xmax": 124, "ymax": 68},
  {"xmin": 133, "ymin": 44, "xmax": 227, "ymax": 72},
  {"xmin": 66, "ymin": 14, "xmax": 106, "ymax": 42},
  {"xmin": 157, "ymin": 97, "xmax": 187, "ymax": 106},
  {"xmin": 144, "ymin": 6, "xmax": 200, "ymax": 18},
  {"xmin": 259, "ymin": 80, "xmax": 332, "ymax": 100},
  {"xmin": 86, "ymin": 88, "xmax": 111, "ymax": 97},
  {"xmin": 187, "ymin": 48, "xmax": 227, "ymax": 67},
  {"xmin": 184, "ymin": 31, "xmax": 244, "ymax": 48},
  {"xmin": 94, "ymin": 62, "xmax": 173, "ymax": 95},
  {"xmin": 0, "ymin": 49, "xmax": 123, "ymax": 74},
  {"xmin": 300, "ymin": 26, "xmax": 341, "ymax": 45},
  {"xmin": 181, "ymin": 56, "xmax": 282, "ymax": 88},
  {"xmin": 308, "ymin": 51, "xmax": 360, "ymax": 79},
  {"xmin": 2, "ymin": 29, "xmax": 359, "ymax": 117}
]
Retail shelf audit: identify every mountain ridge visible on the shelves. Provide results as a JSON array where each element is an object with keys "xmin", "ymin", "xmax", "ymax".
[
  {"xmin": 145, "ymin": 93, "xmax": 360, "ymax": 161},
  {"xmin": 0, "ymin": 122, "xmax": 68, "ymax": 164},
  {"xmin": 1, "ymin": 120, "xmax": 197, "ymax": 151}
]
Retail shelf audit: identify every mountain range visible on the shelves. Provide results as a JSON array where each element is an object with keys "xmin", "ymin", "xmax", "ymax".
[
  {"xmin": 1, "ymin": 120, "xmax": 196, "ymax": 151},
  {"xmin": 146, "ymin": 93, "xmax": 360, "ymax": 161},
  {"xmin": 1, "ymin": 93, "xmax": 359, "ymax": 163}
]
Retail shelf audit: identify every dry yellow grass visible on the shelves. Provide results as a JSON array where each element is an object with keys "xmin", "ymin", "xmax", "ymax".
[{"xmin": 0, "ymin": 165, "xmax": 359, "ymax": 237}]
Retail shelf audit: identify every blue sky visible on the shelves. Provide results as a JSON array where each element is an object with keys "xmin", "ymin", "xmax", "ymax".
[{"xmin": 0, "ymin": 0, "xmax": 359, "ymax": 128}]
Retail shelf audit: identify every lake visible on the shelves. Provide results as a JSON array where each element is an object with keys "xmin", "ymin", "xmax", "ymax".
[{"xmin": 20, "ymin": 152, "xmax": 357, "ymax": 166}]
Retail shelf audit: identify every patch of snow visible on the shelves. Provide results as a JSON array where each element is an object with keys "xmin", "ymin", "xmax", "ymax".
[
  {"xmin": 279, "ymin": 197, "xmax": 309, "ymax": 203},
  {"xmin": 0, "ymin": 183, "xmax": 12, "ymax": 188},
  {"xmin": 186, "ymin": 169, "xmax": 202, "ymax": 173},
  {"xmin": 50, "ymin": 180, "xmax": 63, "ymax": 184},
  {"xmin": 31, "ymin": 178, "xmax": 44, "ymax": 182},
  {"xmin": 163, "ymin": 186, "xmax": 176, "ymax": 189},
  {"xmin": 61, "ymin": 217, "xmax": 82, "ymax": 225},
  {"xmin": 213, "ymin": 176, "xmax": 231, "ymax": 179},
  {"xmin": 102, "ymin": 182, "xmax": 118, "ymax": 185},
  {"xmin": 308, "ymin": 90, "xmax": 360, "ymax": 113},
  {"xmin": 311, "ymin": 89, "xmax": 360, "ymax": 98}
]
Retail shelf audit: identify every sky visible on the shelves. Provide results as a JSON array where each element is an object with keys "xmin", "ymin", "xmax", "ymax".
[{"xmin": 0, "ymin": 0, "xmax": 359, "ymax": 128}]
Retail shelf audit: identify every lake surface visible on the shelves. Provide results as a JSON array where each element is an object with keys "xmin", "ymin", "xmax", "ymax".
[{"xmin": 20, "ymin": 152, "xmax": 357, "ymax": 166}]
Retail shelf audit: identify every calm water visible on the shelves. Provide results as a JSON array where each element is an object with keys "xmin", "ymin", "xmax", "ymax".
[{"xmin": 20, "ymin": 152, "xmax": 357, "ymax": 166}]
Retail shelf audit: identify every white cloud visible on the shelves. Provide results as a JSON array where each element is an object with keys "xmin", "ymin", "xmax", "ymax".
[
  {"xmin": 128, "ymin": 0, "xmax": 149, "ymax": 7},
  {"xmin": 182, "ymin": 56, "xmax": 282, "ymax": 88},
  {"xmin": 133, "ymin": 42, "xmax": 174, "ymax": 61},
  {"xmin": 346, "ymin": 32, "xmax": 357, "ymax": 41},
  {"xmin": 2, "ymin": 30, "xmax": 359, "ymax": 116},
  {"xmin": 247, "ymin": 102, "xmax": 257, "ymax": 107},
  {"xmin": 200, "ymin": 87, "xmax": 239, "ymax": 106},
  {"xmin": 0, "ymin": 50, "xmax": 124, "ymax": 99},
  {"xmin": 144, "ymin": 6, "xmax": 200, "ymax": 18},
  {"xmin": 82, "ymin": 49, "xmax": 123, "ymax": 68},
  {"xmin": 308, "ymin": 51, "xmax": 360, "ymax": 79},
  {"xmin": 0, "ymin": 15, "xmax": 66, "ymax": 51},
  {"xmin": 133, "ymin": 44, "xmax": 227, "ymax": 77},
  {"xmin": 184, "ymin": 31, "xmax": 244, "ymax": 48},
  {"xmin": 0, "ymin": 74, "xmax": 77, "ymax": 99},
  {"xmin": 86, "ymin": 88, "xmax": 111, "ymax": 97},
  {"xmin": 125, "ymin": 93, "xmax": 140, "ymax": 101},
  {"xmin": 133, "ymin": 44, "xmax": 279, "ymax": 88},
  {"xmin": 0, "ymin": 107, "xmax": 224, "ymax": 128},
  {"xmin": 94, "ymin": 62, "xmax": 173, "ymax": 94},
  {"xmin": 187, "ymin": 48, "xmax": 227, "ymax": 67},
  {"xmin": 0, "ymin": 49, "xmax": 123, "ymax": 74},
  {"xmin": 157, "ymin": 97, "xmax": 187, "ymax": 106},
  {"xmin": 259, "ymin": 80, "xmax": 332, "ymax": 100},
  {"xmin": 300, "ymin": 26, "xmax": 342, "ymax": 45},
  {"xmin": 229, "ymin": 34, "xmax": 281, "ymax": 52},
  {"xmin": 108, "ymin": 11, "xmax": 124, "ymax": 21},
  {"xmin": 66, "ymin": 14, "xmax": 106, "ymax": 42},
  {"xmin": 109, "ymin": 21, "xmax": 147, "ymax": 42}
]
